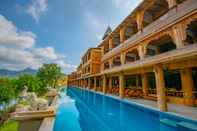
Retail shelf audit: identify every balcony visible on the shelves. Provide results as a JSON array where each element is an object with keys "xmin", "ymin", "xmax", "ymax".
[
  {"xmin": 101, "ymin": 0, "xmax": 197, "ymax": 62},
  {"xmin": 102, "ymin": 43, "xmax": 197, "ymax": 74}
]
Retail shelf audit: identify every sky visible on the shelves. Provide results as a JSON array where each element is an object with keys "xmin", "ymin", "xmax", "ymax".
[{"xmin": 0, "ymin": 0, "xmax": 142, "ymax": 74}]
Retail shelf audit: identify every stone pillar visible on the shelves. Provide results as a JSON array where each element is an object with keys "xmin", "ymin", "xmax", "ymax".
[
  {"xmin": 136, "ymin": 11, "xmax": 144, "ymax": 31},
  {"xmin": 103, "ymin": 75, "xmax": 107, "ymax": 94},
  {"xmin": 154, "ymin": 65, "xmax": 167, "ymax": 112},
  {"xmin": 109, "ymin": 38, "xmax": 113, "ymax": 50},
  {"xmin": 121, "ymin": 52, "xmax": 125, "ymax": 65},
  {"xmin": 119, "ymin": 74, "xmax": 124, "ymax": 98},
  {"xmin": 120, "ymin": 27, "xmax": 126, "ymax": 43},
  {"xmin": 94, "ymin": 77, "xmax": 97, "ymax": 91},
  {"xmin": 172, "ymin": 23, "xmax": 187, "ymax": 48},
  {"xmin": 180, "ymin": 68, "xmax": 195, "ymax": 106},
  {"xmin": 166, "ymin": 0, "xmax": 177, "ymax": 8},
  {"xmin": 109, "ymin": 77, "xmax": 112, "ymax": 93},
  {"xmin": 142, "ymin": 73, "xmax": 149, "ymax": 97}
]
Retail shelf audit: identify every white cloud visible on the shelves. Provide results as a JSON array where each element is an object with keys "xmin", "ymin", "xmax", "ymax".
[
  {"xmin": 33, "ymin": 47, "xmax": 63, "ymax": 60},
  {"xmin": 0, "ymin": 14, "xmax": 76, "ymax": 71},
  {"xmin": 26, "ymin": 0, "xmax": 48, "ymax": 22},
  {"xmin": 0, "ymin": 15, "xmax": 35, "ymax": 49}
]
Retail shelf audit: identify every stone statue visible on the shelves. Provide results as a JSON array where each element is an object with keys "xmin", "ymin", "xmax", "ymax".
[
  {"xmin": 20, "ymin": 86, "xmax": 28, "ymax": 99},
  {"xmin": 26, "ymin": 93, "xmax": 48, "ymax": 111}
]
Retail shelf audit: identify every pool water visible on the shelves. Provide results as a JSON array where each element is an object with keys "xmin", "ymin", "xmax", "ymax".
[{"xmin": 54, "ymin": 87, "xmax": 197, "ymax": 131}]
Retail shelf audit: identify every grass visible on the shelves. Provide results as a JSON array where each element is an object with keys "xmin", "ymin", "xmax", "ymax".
[{"xmin": 0, "ymin": 120, "xmax": 18, "ymax": 131}]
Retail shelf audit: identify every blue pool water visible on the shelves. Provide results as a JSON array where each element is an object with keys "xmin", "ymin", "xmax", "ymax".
[{"xmin": 54, "ymin": 87, "xmax": 197, "ymax": 131}]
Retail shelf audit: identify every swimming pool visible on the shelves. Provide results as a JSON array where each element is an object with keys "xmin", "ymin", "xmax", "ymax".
[{"xmin": 54, "ymin": 87, "xmax": 197, "ymax": 131}]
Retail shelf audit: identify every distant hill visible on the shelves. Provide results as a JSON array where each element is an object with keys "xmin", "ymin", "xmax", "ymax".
[{"xmin": 0, "ymin": 68, "xmax": 37, "ymax": 77}]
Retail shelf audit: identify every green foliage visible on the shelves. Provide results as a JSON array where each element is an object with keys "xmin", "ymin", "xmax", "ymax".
[
  {"xmin": 0, "ymin": 63, "xmax": 63, "ymax": 107},
  {"xmin": 37, "ymin": 63, "xmax": 63, "ymax": 88},
  {"xmin": 14, "ymin": 74, "xmax": 47, "ymax": 95},
  {"xmin": 0, "ymin": 120, "xmax": 18, "ymax": 131},
  {"xmin": 0, "ymin": 78, "xmax": 15, "ymax": 104}
]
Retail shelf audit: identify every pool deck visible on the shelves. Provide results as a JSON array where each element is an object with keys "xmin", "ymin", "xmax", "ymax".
[
  {"xmin": 86, "ymin": 88, "xmax": 197, "ymax": 120},
  {"xmin": 127, "ymin": 98, "xmax": 197, "ymax": 120}
]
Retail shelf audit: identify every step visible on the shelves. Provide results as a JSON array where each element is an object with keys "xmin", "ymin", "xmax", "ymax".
[
  {"xmin": 160, "ymin": 118, "xmax": 178, "ymax": 128},
  {"xmin": 177, "ymin": 122, "xmax": 197, "ymax": 131}
]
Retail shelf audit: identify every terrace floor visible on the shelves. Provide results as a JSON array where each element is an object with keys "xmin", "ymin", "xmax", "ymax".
[{"xmin": 128, "ymin": 98, "xmax": 197, "ymax": 120}]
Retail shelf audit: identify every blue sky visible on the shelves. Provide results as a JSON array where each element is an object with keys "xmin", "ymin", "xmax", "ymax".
[{"xmin": 0, "ymin": 0, "xmax": 141, "ymax": 73}]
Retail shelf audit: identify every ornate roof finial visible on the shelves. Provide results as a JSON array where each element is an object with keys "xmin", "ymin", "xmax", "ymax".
[{"xmin": 102, "ymin": 26, "xmax": 112, "ymax": 40}]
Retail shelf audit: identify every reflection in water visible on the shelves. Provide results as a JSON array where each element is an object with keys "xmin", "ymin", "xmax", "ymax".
[{"xmin": 54, "ymin": 88, "xmax": 180, "ymax": 131}]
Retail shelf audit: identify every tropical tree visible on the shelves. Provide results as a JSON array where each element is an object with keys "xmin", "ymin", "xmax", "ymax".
[{"xmin": 37, "ymin": 63, "xmax": 63, "ymax": 88}]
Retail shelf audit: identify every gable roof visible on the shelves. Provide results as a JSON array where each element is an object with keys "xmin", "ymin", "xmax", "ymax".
[{"xmin": 102, "ymin": 26, "xmax": 112, "ymax": 40}]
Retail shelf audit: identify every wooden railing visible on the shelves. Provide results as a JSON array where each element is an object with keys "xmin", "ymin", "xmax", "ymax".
[
  {"xmin": 147, "ymin": 89, "xmax": 197, "ymax": 98},
  {"xmin": 193, "ymin": 91, "xmax": 197, "ymax": 99},
  {"xmin": 148, "ymin": 89, "xmax": 157, "ymax": 95},
  {"xmin": 166, "ymin": 90, "xmax": 184, "ymax": 97}
]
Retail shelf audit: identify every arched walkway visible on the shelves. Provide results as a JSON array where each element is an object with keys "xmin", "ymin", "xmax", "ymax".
[{"xmin": 145, "ymin": 35, "xmax": 176, "ymax": 57}]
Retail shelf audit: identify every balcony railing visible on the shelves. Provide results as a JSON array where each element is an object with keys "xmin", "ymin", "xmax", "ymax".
[
  {"xmin": 148, "ymin": 89, "xmax": 157, "ymax": 95},
  {"xmin": 166, "ymin": 90, "xmax": 184, "ymax": 97},
  {"xmin": 102, "ymin": 43, "xmax": 197, "ymax": 74}
]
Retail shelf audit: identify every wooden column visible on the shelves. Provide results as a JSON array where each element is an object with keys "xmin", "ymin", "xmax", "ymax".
[
  {"xmin": 109, "ymin": 77, "xmax": 112, "ymax": 93},
  {"xmin": 142, "ymin": 73, "xmax": 149, "ymax": 97},
  {"xmin": 138, "ymin": 45, "xmax": 145, "ymax": 60},
  {"xmin": 172, "ymin": 23, "xmax": 187, "ymax": 48},
  {"xmin": 88, "ymin": 78, "xmax": 91, "ymax": 89},
  {"xmin": 120, "ymin": 27, "xmax": 126, "ymax": 43},
  {"xmin": 166, "ymin": 0, "xmax": 177, "ymax": 8},
  {"xmin": 103, "ymin": 75, "xmax": 107, "ymax": 94},
  {"xmin": 94, "ymin": 77, "xmax": 97, "ymax": 91},
  {"xmin": 109, "ymin": 59, "xmax": 113, "ymax": 68},
  {"xmin": 101, "ymin": 63, "xmax": 104, "ymax": 71},
  {"xmin": 109, "ymin": 38, "xmax": 113, "ymax": 50},
  {"xmin": 180, "ymin": 68, "xmax": 195, "ymax": 106},
  {"xmin": 85, "ymin": 79, "xmax": 88, "ymax": 88},
  {"xmin": 82, "ymin": 79, "xmax": 85, "ymax": 88},
  {"xmin": 101, "ymin": 46, "xmax": 104, "ymax": 56},
  {"xmin": 136, "ymin": 10, "xmax": 144, "ymax": 31},
  {"xmin": 121, "ymin": 52, "xmax": 125, "ymax": 65},
  {"xmin": 154, "ymin": 65, "xmax": 167, "ymax": 112},
  {"xmin": 119, "ymin": 74, "xmax": 124, "ymax": 99}
]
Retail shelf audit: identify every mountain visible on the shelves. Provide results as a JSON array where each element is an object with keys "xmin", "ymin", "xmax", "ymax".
[{"xmin": 0, "ymin": 68, "xmax": 37, "ymax": 77}]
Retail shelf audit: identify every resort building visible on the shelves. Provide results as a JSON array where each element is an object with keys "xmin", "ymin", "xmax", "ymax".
[
  {"xmin": 68, "ymin": 48, "xmax": 102, "ymax": 90},
  {"xmin": 68, "ymin": 0, "xmax": 197, "ymax": 112}
]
